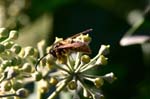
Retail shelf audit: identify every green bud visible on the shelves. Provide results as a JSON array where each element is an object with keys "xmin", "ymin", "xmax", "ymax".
[
  {"xmin": 45, "ymin": 54, "xmax": 55, "ymax": 70},
  {"xmin": 24, "ymin": 46, "xmax": 34, "ymax": 57},
  {"xmin": 12, "ymin": 80, "xmax": 23, "ymax": 91},
  {"xmin": 2, "ymin": 60, "xmax": 11, "ymax": 66},
  {"xmin": 18, "ymin": 49, "xmax": 25, "ymax": 58},
  {"xmin": 16, "ymin": 88, "xmax": 28, "ymax": 98},
  {"xmin": 81, "ymin": 55, "xmax": 90, "ymax": 63},
  {"xmin": 68, "ymin": 80, "xmax": 77, "ymax": 90},
  {"xmin": 82, "ymin": 34, "xmax": 91, "ymax": 42},
  {"xmin": 94, "ymin": 77, "xmax": 104, "ymax": 88},
  {"xmin": 10, "ymin": 56, "xmax": 22, "ymax": 66},
  {"xmin": 3, "ymin": 41, "xmax": 15, "ymax": 49},
  {"xmin": 32, "ymin": 72, "xmax": 42, "ymax": 81},
  {"xmin": 100, "ymin": 55, "xmax": 108, "ymax": 65},
  {"xmin": 0, "ymin": 28, "xmax": 9, "ymax": 38},
  {"xmin": 11, "ymin": 44, "xmax": 22, "ymax": 54},
  {"xmin": 96, "ymin": 55, "xmax": 108, "ymax": 65},
  {"xmin": 0, "ymin": 81, "xmax": 12, "ymax": 91},
  {"xmin": 49, "ymin": 77, "xmax": 58, "ymax": 85},
  {"xmin": 40, "ymin": 80, "xmax": 49, "ymax": 93},
  {"xmin": 0, "ymin": 44, "xmax": 5, "ymax": 53},
  {"xmin": 10, "ymin": 57, "xmax": 18, "ymax": 66},
  {"xmin": 99, "ymin": 45, "xmax": 110, "ymax": 55},
  {"xmin": 22, "ymin": 63, "xmax": 32, "ymax": 73},
  {"xmin": 1, "ymin": 64, "xmax": 7, "ymax": 70},
  {"xmin": 8, "ymin": 30, "xmax": 19, "ymax": 40},
  {"xmin": 15, "ymin": 56, "xmax": 22, "ymax": 65},
  {"xmin": 3, "ymin": 60, "xmax": 12, "ymax": 66},
  {"xmin": 1, "ymin": 60, "xmax": 12, "ymax": 70}
]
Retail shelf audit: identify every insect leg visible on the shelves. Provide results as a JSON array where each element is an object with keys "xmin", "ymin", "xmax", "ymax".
[{"xmin": 35, "ymin": 53, "xmax": 49, "ymax": 71}]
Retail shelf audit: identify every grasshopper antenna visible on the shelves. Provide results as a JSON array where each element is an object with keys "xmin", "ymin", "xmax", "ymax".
[{"xmin": 35, "ymin": 53, "xmax": 49, "ymax": 71}]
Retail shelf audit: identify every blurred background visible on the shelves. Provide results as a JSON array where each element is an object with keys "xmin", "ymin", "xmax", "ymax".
[{"xmin": 0, "ymin": 0, "xmax": 150, "ymax": 99}]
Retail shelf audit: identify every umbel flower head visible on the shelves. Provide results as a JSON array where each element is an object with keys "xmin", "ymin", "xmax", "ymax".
[
  {"xmin": 0, "ymin": 28, "xmax": 116, "ymax": 99},
  {"xmin": 36, "ymin": 29, "xmax": 116, "ymax": 99}
]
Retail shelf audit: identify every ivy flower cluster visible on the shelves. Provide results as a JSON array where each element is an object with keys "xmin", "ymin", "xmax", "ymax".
[
  {"xmin": 0, "ymin": 28, "xmax": 116, "ymax": 99},
  {"xmin": 36, "ymin": 31, "xmax": 116, "ymax": 99},
  {"xmin": 0, "ymin": 28, "xmax": 40, "ymax": 98}
]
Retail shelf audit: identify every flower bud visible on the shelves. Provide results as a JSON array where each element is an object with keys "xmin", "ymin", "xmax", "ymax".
[
  {"xmin": 0, "ymin": 44, "xmax": 5, "ymax": 53},
  {"xmin": 45, "ymin": 54, "xmax": 55, "ymax": 70},
  {"xmin": 18, "ymin": 49, "xmax": 25, "ymax": 58},
  {"xmin": 15, "ymin": 56, "xmax": 22, "ymax": 65},
  {"xmin": 1, "ymin": 60, "xmax": 12, "ymax": 70},
  {"xmin": 32, "ymin": 72, "xmax": 42, "ymax": 81},
  {"xmin": 49, "ymin": 77, "xmax": 58, "ymax": 85},
  {"xmin": 24, "ymin": 46, "xmax": 34, "ymax": 57},
  {"xmin": 40, "ymin": 80, "xmax": 50, "ymax": 93},
  {"xmin": 103, "ymin": 72, "xmax": 116, "ymax": 83},
  {"xmin": 10, "ymin": 57, "xmax": 18, "ymax": 66},
  {"xmin": 94, "ymin": 77, "xmax": 104, "ymax": 88},
  {"xmin": 81, "ymin": 55, "xmax": 90, "ymax": 63},
  {"xmin": 8, "ymin": 30, "xmax": 19, "ymax": 40},
  {"xmin": 99, "ymin": 45, "xmax": 110, "ymax": 55},
  {"xmin": 21, "ymin": 63, "xmax": 32, "ymax": 73},
  {"xmin": 3, "ymin": 60, "xmax": 12, "ymax": 66},
  {"xmin": 82, "ymin": 34, "xmax": 91, "ymax": 42},
  {"xmin": 3, "ymin": 41, "xmax": 14, "ymax": 49},
  {"xmin": 11, "ymin": 44, "xmax": 22, "ymax": 54},
  {"xmin": 68, "ymin": 80, "xmax": 77, "ymax": 90},
  {"xmin": 0, "ymin": 28, "xmax": 9, "ymax": 38},
  {"xmin": 0, "ymin": 81, "xmax": 12, "ymax": 91},
  {"xmin": 96, "ymin": 55, "xmax": 108, "ymax": 65},
  {"xmin": 16, "ymin": 88, "xmax": 28, "ymax": 98},
  {"xmin": 12, "ymin": 80, "xmax": 23, "ymax": 91}
]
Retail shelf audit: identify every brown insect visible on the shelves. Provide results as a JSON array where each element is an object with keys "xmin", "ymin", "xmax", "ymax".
[{"xmin": 35, "ymin": 29, "xmax": 93, "ymax": 70}]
